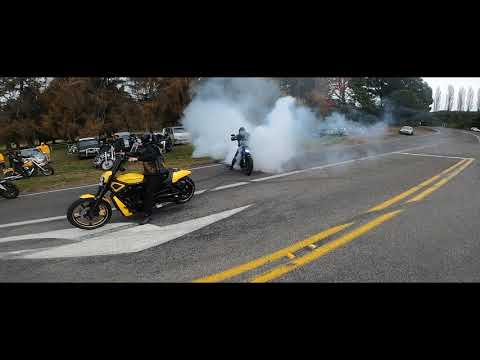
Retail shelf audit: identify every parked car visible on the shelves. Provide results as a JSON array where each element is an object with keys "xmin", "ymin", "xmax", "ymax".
[
  {"xmin": 399, "ymin": 126, "xmax": 414, "ymax": 136},
  {"xmin": 161, "ymin": 126, "xmax": 192, "ymax": 145},
  {"xmin": 114, "ymin": 132, "xmax": 131, "ymax": 148},
  {"xmin": 470, "ymin": 127, "xmax": 480, "ymax": 132},
  {"xmin": 77, "ymin": 137, "xmax": 101, "ymax": 159},
  {"xmin": 152, "ymin": 132, "xmax": 174, "ymax": 152}
]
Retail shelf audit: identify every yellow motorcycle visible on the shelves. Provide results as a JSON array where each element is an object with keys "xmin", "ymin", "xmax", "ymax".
[
  {"xmin": 67, "ymin": 155, "xmax": 195, "ymax": 230},
  {"xmin": 3, "ymin": 157, "xmax": 54, "ymax": 178}
]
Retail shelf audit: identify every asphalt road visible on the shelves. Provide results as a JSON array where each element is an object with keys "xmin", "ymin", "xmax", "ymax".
[{"xmin": 1, "ymin": 128, "xmax": 479, "ymax": 282}]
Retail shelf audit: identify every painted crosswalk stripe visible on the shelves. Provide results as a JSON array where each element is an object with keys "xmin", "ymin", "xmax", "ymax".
[{"xmin": 211, "ymin": 182, "xmax": 249, "ymax": 191}]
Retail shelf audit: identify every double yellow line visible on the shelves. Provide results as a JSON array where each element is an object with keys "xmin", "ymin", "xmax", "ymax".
[{"xmin": 194, "ymin": 157, "xmax": 474, "ymax": 283}]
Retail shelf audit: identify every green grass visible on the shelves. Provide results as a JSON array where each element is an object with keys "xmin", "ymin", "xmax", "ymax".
[{"xmin": 9, "ymin": 144, "xmax": 213, "ymax": 194}]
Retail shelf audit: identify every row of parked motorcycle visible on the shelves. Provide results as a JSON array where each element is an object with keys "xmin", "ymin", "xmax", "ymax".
[
  {"xmin": 1, "ymin": 148, "xmax": 55, "ymax": 199},
  {"xmin": 92, "ymin": 134, "xmax": 172, "ymax": 171}
]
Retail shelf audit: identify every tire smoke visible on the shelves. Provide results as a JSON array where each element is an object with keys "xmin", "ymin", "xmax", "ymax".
[{"xmin": 181, "ymin": 78, "xmax": 391, "ymax": 173}]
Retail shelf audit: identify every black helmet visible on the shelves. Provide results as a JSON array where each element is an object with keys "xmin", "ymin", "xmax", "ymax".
[
  {"xmin": 239, "ymin": 127, "xmax": 246, "ymax": 133},
  {"xmin": 142, "ymin": 133, "xmax": 153, "ymax": 144}
]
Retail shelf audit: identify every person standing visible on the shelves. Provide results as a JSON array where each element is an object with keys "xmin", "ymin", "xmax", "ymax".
[
  {"xmin": 37, "ymin": 142, "xmax": 51, "ymax": 162},
  {"xmin": 127, "ymin": 133, "xmax": 169, "ymax": 225},
  {"xmin": 0, "ymin": 151, "xmax": 5, "ymax": 171}
]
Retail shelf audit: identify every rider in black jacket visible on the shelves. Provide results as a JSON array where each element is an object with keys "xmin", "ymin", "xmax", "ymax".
[
  {"xmin": 128, "ymin": 133, "xmax": 169, "ymax": 225},
  {"xmin": 7, "ymin": 150, "xmax": 26, "ymax": 176},
  {"xmin": 112, "ymin": 135, "xmax": 126, "ymax": 153}
]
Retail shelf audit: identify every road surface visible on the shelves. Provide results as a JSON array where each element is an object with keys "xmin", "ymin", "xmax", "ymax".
[{"xmin": 1, "ymin": 128, "xmax": 479, "ymax": 282}]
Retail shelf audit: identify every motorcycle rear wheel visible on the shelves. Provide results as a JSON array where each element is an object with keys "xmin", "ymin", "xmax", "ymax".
[
  {"xmin": 67, "ymin": 198, "xmax": 112, "ymax": 230},
  {"xmin": 174, "ymin": 177, "xmax": 195, "ymax": 204},
  {"xmin": 243, "ymin": 155, "xmax": 254, "ymax": 176}
]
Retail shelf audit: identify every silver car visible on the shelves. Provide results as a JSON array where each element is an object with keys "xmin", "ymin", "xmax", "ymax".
[
  {"xmin": 162, "ymin": 127, "xmax": 192, "ymax": 145},
  {"xmin": 399, "ymin": 126, "xmax": 414, "ymax": 136}
]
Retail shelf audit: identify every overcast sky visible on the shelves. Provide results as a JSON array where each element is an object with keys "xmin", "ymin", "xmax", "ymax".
[{"xmin": 423, "ymin": 77, "xmax": 480, "ymax": 92}]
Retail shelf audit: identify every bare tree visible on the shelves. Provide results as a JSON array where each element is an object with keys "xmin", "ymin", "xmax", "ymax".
[
  {"xmin": 456, "ymin": 87, "xmax": 466, "ymax": 111},
  {"xmin": 477, "ymin": 88, "xmax": 480, "ymax": 111},
  {"xmin": 433, "ymin": 86, "xmax": 442, "ymax": 112},
  {"xmin": 328, "ymin": 78, "xmax": 352, "ymax": 105},
  {"xmin": 466, "ymin": 87, "xmax": 474, "ymax": 111},
  {"xmin": 446, "ymin": 85, "xmax": 455, "ymax": 111}
]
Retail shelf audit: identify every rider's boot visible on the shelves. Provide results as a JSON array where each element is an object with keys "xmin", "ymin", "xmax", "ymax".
[{"xmin": 139, "ymin": 212, "xmax": 152, "ymax": 225}]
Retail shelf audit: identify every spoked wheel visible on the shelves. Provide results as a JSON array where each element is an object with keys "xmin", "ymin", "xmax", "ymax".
[
  {"xmin": 0, "ymin": 181, "xmax": 19, "ymax": 199},
  {"xmin": 174, "ymin": 177, "xmax": 195, "ymax": 204},
  {"xmin": 67, "ymin": 198, "xmax": 112, "ymax": 230},
  {"xmin": 41, "ymin": 165, "xmax": 54, "ymax": 176},
  {"xmin": 101, "ymin": 159, "xmax": 114, "ymax": 170}
]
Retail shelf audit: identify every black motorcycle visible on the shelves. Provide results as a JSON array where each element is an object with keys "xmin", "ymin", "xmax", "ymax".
[
  {"xmin": 230, "ymin": 134, "xmax": 254, "ymax": 176},
  {"xmin": 0, "ymin": 178, "xmax": 19, "ymax": 199}
]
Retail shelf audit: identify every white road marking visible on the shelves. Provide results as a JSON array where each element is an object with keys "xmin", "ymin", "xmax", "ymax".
[
  {"xmin": 211, "ymin": 182, "xmax": 249, "ymax": 191},
  {"xmin": 0, "ymin": 204, "xmax": 253, "ymax": 259},
  {"xmin": 397, "ymin": 153, "xmax": 472, "ymax": 160},
  {"xmin": 0, "ymin": 215, "xmax": 67, "ymax": 229},
  {"xmin": 1, "ymin": 189, "xmax": 207, "ymax": 229},
  {"xmin": 251, "ymin": 143, "xmax": 443, "ymax": 182},
  {"xmin": 462, "ymin": 130, "xmax": 480, "ymax": 143},
  {"xmin": 19, "ymin": 184, "xmax": 98, "ymax": 198},
  {"xmin": 188, "ymin": 163, "xmax": 223, "ymax": 170},
  {"xmin": 0, "ymin": 222, "xmax": 133, "ymax": 243},
  {"xmin": 0, "ymin": 247, "xmax": 52, "ymax": 257}
]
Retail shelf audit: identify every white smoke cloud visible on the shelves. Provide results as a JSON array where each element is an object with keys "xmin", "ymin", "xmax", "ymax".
[{"xmin": 181, "ymin": 78, "xmax": 390, "ymax": 173}]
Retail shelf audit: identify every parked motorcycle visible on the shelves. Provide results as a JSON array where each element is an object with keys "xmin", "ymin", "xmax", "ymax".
[
  {"xmin": 3, "ymin": 157, "xmax": 54, "ymax": 178},
  {"xmin": 0, "ymin": 178, "xmax": 19, "ymax": 199},
  {"xmin": 67, "ymin": 154, "xmax": 195, "ymax": 230},
  {"xmin": 94, "ymin": 144, "xmax": 116, "ymax": 171}
]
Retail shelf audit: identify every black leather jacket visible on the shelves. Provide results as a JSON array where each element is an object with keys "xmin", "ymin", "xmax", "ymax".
[{"xmin": 134, "ymin": 143, "xmax": 166, "ymax": 176}]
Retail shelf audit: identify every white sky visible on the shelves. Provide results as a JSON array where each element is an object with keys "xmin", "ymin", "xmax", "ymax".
[
  {"xmin": 423, "ymin": 77, "xmax": 480, "ymax": 92},
  {"xmin": 423, "ymin": 78, "xmax": 480, "ymax": 110}
]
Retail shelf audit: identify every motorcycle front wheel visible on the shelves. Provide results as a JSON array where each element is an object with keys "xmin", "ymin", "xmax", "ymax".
[
  {"xmin": 67, "ymin": 198, "xmax": 112, "ymax": 230},
  {"xmin": 101, "ymin": 159, "xmax": 114, "ymax": 170},
  {"xmin": 0, "ymin": 182, "xmax": 19, "ymax": 199},
  {"xmin": 41, "ymin": 165, "xmax": 54, "ymax": 176}
]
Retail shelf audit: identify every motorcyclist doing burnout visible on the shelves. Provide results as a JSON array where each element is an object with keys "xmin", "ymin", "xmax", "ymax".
[
  {"xmin": 230, "ymin": 126, "xmax": 250, "ymax": 170},
  {"xmin": 127, "ymin": 133, "xmax": 169, "ymax": 225}
]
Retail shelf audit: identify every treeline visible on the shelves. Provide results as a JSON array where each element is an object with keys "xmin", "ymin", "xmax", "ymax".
[
  {"xmin": 277, "ymin": 77, "xmax": 433, "ymax": 121},
  {"xmin": 432, "ymin": 85, "xmax": 480, "ymax": 112},
  {"xmin": 0, "ymin": 77, "xmax": 195, "ymax": 148},
  {"xmin": 0, "ymin": 77, "xmax": 434, "ymax": 148}
]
